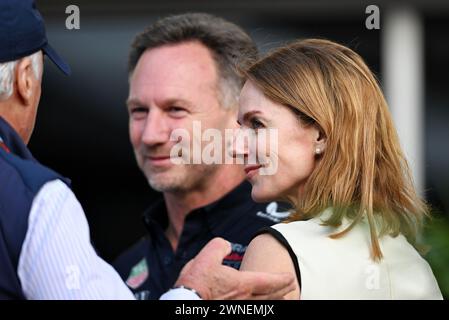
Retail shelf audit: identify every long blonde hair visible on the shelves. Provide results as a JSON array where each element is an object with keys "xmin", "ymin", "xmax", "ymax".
[{"xmin": 243, "ymin": 39, "xmax": 428, "ymax": 260}]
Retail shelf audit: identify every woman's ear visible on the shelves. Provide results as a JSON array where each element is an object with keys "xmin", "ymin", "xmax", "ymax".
[
  {"xmin": 314, "ymin": 126, "xmax": 326, "ymax": 155},
  {"xmin": 15, "ymin": 57, "xmax": 35, "ymax": 106}
]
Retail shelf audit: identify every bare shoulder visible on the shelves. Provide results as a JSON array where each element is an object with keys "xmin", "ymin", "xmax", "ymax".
[{"xmin": 240, "ymin": 233, "xmax": 300, "ymax": 299}]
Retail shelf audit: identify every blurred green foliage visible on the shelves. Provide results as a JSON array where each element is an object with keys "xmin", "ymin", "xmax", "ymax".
[{"xmin": 423, "ymin": 214, "xmax": 449, "ymax": 299}]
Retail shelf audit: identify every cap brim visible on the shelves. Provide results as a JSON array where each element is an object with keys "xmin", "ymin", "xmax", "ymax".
[{"xmin": 42, "ymin": 43, "xmax": 71, "ymax": 76}]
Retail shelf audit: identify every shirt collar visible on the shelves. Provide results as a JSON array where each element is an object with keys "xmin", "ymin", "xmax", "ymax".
[
  {"xmin": 143, "ymin": 180, "xmax": 254, "ymax": 233},
  {"xmin": 0, "ymin": 116, "xmax": 35, "ymax": 161},
  {"xmin": 143, "ymin": 197, "xmax": 169, "ymax": 231},
  {"xmin": 202, "ymin": 180, "xmax": 252, "ymax": 213},
  {"xmin": 203, "ymin": 180, "xmax": 255, "ymax": 232},
  {"xmin": 0, "ymin": 116, "xmax": 72, "ymax": 187}
]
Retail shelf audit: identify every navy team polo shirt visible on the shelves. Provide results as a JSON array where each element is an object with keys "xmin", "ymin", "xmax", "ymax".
[{"xmin": 113, "ymin": 181, "xmax": 290, "ymax": 300}]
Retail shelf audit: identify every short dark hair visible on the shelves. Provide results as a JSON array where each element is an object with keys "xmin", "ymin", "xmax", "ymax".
[{"xmin": 128, "ymin": 13, "xmax": 258, "ymax": 108}]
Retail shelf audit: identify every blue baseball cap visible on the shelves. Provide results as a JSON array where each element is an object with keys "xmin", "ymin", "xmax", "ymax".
[{"xmin": 0, "ymin": 0, "xmax": 71, "ymax": 75}]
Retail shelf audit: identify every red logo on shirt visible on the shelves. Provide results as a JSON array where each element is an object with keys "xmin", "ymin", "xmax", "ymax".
[{"xmin": 223, "ymin": 242, "xmax": 247, "ymax": 269}]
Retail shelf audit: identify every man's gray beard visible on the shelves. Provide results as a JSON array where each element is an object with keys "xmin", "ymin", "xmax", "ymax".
[
  {"xmin": 146, "ymin": 164, "xmax": 219, "ymax": 193},
  {"xmin": 147, "ymin": 176, "xmax": 186, "ymax": 193}
]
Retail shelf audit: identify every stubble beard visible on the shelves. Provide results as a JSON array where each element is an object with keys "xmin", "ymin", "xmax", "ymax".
[{"xmin": 145, "ymin": 163, "xmax": 219, "ymax": 193}]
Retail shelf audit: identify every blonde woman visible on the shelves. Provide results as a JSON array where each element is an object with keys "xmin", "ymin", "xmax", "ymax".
[{"xmin": 234, "ymin": 39, "xmax": 443, "ymax": 299}]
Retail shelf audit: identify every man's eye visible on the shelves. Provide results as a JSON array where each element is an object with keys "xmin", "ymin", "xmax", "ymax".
[
  {"xmin": 167, "ymin": 106, "xmax": 187, "ymax": 117},
  {"xmin": 250, "ymin": 118, "xmax": 264, "ymax": 129},
  {"xmin": 132, "ymin": 107, "xmax": 148, "ymax": 114},
  {"xmin": 168, "ymin": 106, "xmax": 184, "ymax": 112},
  {"xmin": 130, "ymin": 107, "xmax": 148, "ymax": 119}
]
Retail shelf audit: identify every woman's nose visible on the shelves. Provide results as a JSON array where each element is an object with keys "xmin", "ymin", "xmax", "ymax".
[{"xmin": 229, "ymin": 127, "xmax": 249, "ymax": 160}]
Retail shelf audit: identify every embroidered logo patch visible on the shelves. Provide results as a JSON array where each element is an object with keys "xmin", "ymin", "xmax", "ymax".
[
  {"xmin": 223, "ymin": 242, "xmax": 247, "ymax": 269},
  {"xmin": 126, "ymin": 258, "xmax": 149, "ymax": 289},
  {"xmin": 257, "ymin": 202, "xmax": 291, "ymax": 223}
]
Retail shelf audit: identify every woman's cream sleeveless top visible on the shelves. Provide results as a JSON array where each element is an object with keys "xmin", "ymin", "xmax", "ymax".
[{"xmin": 272, "ymin": 209, "xmax": 442, "ymax": 299}]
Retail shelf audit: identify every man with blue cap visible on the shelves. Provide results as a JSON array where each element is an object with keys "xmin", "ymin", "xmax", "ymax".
[
  {"xmin": 0, "ymin": 0, "xmax": 136, "ymax": 299},
  {"xmin": 0, "ymin": 0, "xmax": 295, "ymax": 300}
]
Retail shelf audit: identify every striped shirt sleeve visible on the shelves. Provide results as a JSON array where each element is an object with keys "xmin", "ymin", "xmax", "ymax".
[{"xmin": 17, "ymin": 179, "xmax": 135, "ymax": 300}]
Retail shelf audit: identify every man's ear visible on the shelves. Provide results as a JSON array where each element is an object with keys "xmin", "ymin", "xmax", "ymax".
[{"xmin": 15, "ymin": 57, "xmax": 36, "ymax": 106}]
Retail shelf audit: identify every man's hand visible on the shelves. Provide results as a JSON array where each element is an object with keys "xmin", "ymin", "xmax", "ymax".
[{"xmin": 175, "ymin": 237, "xmax": 296, "ymax": 300}]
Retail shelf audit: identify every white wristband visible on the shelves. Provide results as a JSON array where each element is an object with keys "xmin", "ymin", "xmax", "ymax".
[{"xmin": 159, "ymin": 286, "xmax": 202, "ymax": 300}]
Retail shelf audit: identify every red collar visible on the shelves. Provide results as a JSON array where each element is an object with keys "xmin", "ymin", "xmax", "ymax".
[{"xmin": 0, "ymin": 139, "xmax": 10, "ymax": 153}]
